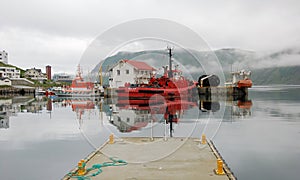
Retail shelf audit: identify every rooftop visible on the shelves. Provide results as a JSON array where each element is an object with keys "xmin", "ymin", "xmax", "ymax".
[{"xmin": 124, "ymin": 59, "xmax": 156, "ymax": 71}]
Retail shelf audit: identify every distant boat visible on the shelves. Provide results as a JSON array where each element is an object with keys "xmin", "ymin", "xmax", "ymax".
[
  {"xmin": 225, "ymin": 69, "xmax": 253, "ymax": 88},
  {"xmin": 54, "ymin": 65, "xmax": 101, "ymax": 97}
]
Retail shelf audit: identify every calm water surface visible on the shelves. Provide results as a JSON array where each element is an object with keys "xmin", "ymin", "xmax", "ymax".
[{"xmin": 0, "ymin": 85, "xmax": 299, "ymax": 180}]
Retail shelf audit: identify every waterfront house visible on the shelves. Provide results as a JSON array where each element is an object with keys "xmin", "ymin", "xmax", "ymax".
[
  {"xmin": 24, "ymin": 68, "xmax": 47, "ymax": 83},
  {"xmin": 108, "ymin": 59, "xmax": 156, "ymax": 88}
]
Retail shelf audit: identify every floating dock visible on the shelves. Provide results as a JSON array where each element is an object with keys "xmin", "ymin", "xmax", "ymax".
[
  {"xmin": 63, "ymin": 137, "xmax": 236, "ymax": 180},
  {"xmin": 198, "ymin": 86, "xmax": 248, "ymax": 97}
]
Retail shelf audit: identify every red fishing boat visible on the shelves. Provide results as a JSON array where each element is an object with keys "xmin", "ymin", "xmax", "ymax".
[{"xmin": 116, "ymin": 48, "xmax": 197, "ymax": 101}]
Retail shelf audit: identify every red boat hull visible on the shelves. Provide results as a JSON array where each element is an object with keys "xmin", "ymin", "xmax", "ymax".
[{"xmin": 117, "ymin": 85, "xmax": 196, "ymax": 100}]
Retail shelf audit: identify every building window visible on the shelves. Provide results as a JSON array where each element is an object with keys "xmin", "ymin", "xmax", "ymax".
[
  {"xmin": 126, "ymin": 69, "xmax": 129, "ymax": 74},
  {"xmin": 117, "ymin": 70, "xmax": 120, "ymax": 75},
  {"xmin": 127, "ymin": 117, "xmax": 130, "ymax": 122}
]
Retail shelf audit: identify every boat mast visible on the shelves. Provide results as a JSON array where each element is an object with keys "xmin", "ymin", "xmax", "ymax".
[
  {"xmin": 77, "ymin": 65, "xmax": 80, "ymax": 76},
  {"xmin": 167, "ymin": 47, "xmax": 173, "ymax": 78}
]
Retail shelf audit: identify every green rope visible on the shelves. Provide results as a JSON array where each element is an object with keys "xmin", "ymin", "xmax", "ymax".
[{"xmin": 68, "ymin": 157, "xmax": 128, "ymax": 180}]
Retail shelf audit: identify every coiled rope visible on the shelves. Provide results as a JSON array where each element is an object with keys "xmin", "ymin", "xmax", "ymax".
[{"xmin": 68, "ymin": 157, "xmax": 127, "ymax": 180}]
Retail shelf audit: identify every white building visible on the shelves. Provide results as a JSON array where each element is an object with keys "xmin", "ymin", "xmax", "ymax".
[
  {"xmin": 108, "ymin": 59, "xmax": 156, "ymax": 88},
  {"xmin": 24, "ymin": 68, "xmax": 47, "ymax": 82},
  {"xmin": 0, "ymin": 67, "xmax": 20, "ymax": 78},
  {"xmin": 0, "ymin": 50, "xmax": 8, "ymax": 64}
]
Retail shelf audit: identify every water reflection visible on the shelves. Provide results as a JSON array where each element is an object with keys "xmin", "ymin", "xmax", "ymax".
[
  {"xmin": 198, "ymin": 95, "xmax": 252, "ymax": 121},
  {"xmin": 103, "ymin": 96, "xmax": 252, "ymax": 136},
  {"xmin": 1, "ymin": 86, "xmax": 300, "ymax": 180},
  {"xmin": 0, "ymin": 96, "xmax": 49, "ymax": 129},
  {"xmin": 110, "ymin": 98, "xmax": 198, "ymax": 136},
  {"xmin": 52, "ymin": 97, "xmax": 96, "ymax": 121},
  {"xmin": 232, "ymin": 100, "xmax": 252, "ymax": 118},
  {"xmin": 0, "ymin": 95, "xmax": 253, "ymax": 131}
]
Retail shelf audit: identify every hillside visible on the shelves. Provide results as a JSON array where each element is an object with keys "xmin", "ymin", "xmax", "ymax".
[
  {"xmin": 251, "ymin": 66, "xmax": 300, "ymax": 85},
  {"xmin": 92, "ymin": 48, "xmax": 300, "ymax": 85}
]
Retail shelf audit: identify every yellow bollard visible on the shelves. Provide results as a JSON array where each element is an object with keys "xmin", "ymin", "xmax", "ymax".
[
  {"xmin": 109, "ymin": 134, "xmax": 114, "ymax": 144},
  {"xmin": 77, "ymin": 159, "xmax": 86, "ymax": 176},
  {"xmin": 201, "ymin": 134, "xmax": 206, "ymax": 144},
  {"xmin": 215, "ymin": 158, "xmax": 225, "ymax": 175}
]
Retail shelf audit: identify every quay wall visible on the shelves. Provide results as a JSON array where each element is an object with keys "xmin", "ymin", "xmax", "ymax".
[
  {"xmin": 198, "ymin": 86, "xmax": 248, "ymax": 97},
  {"xmin": 0, "ymin": 87, "xmax": 35, "ymax": 96}
]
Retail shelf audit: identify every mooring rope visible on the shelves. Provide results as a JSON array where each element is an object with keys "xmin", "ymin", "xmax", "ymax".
[{"xmin": 68, "ymin": 157, "xmax": 127, "ymax": 180}]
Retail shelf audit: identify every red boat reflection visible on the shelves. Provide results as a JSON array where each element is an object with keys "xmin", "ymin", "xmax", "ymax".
[{"xmin": 113, "ymin": 92, "xmax": 198, "ymax": 135}]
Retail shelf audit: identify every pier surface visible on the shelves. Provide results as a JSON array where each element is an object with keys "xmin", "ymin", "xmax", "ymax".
[{"xmin": 64, "ymin": 138, "xmax": 235, "ymax": 180}]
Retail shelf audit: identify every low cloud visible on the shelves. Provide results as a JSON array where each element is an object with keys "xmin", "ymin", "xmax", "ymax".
[{"xmin": 247, "ymin": 47, "xmax": 300, "ymax": 69}]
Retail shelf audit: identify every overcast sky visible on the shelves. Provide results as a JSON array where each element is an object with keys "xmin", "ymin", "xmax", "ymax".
[{"xmin": 0, "ymin": 0, "xmax": 299, "ymax": 74}]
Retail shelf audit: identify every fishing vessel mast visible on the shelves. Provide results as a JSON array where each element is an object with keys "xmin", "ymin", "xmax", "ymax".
[{"xmin": 167, "ymin": 47, "xmax": 173, "ymax": 78}]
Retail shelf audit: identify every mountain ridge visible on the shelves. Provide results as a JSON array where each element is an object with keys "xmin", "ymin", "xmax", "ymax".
[{"xmin": 91, "ymin": 48, "xmax": 300, "ymax": 85}]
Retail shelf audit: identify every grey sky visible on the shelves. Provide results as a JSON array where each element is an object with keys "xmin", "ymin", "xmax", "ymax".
[{"xmin": 0, "ymin": 0, "xmax": 299, "ymax": 74}]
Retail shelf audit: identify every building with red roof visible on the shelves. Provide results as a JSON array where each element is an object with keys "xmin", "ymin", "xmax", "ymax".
[{"xmin": 108, "ymin": 59, "xmax": 156, "ymax": 88}]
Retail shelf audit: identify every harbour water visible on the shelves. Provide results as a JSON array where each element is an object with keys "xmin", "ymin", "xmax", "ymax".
[{"xmin": 0, "ymin": 85, "xmax": 299, "ymax": 180}]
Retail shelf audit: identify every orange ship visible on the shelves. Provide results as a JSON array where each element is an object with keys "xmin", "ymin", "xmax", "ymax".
[{"xmin": 237, "ymin": 78, "xmax": 252, "ymax": 88}]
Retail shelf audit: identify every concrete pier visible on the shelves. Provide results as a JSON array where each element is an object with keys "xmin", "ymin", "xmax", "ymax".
[{"xmin": 64, "ymin": 137, "xmax": 236, "ymax": 180}]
